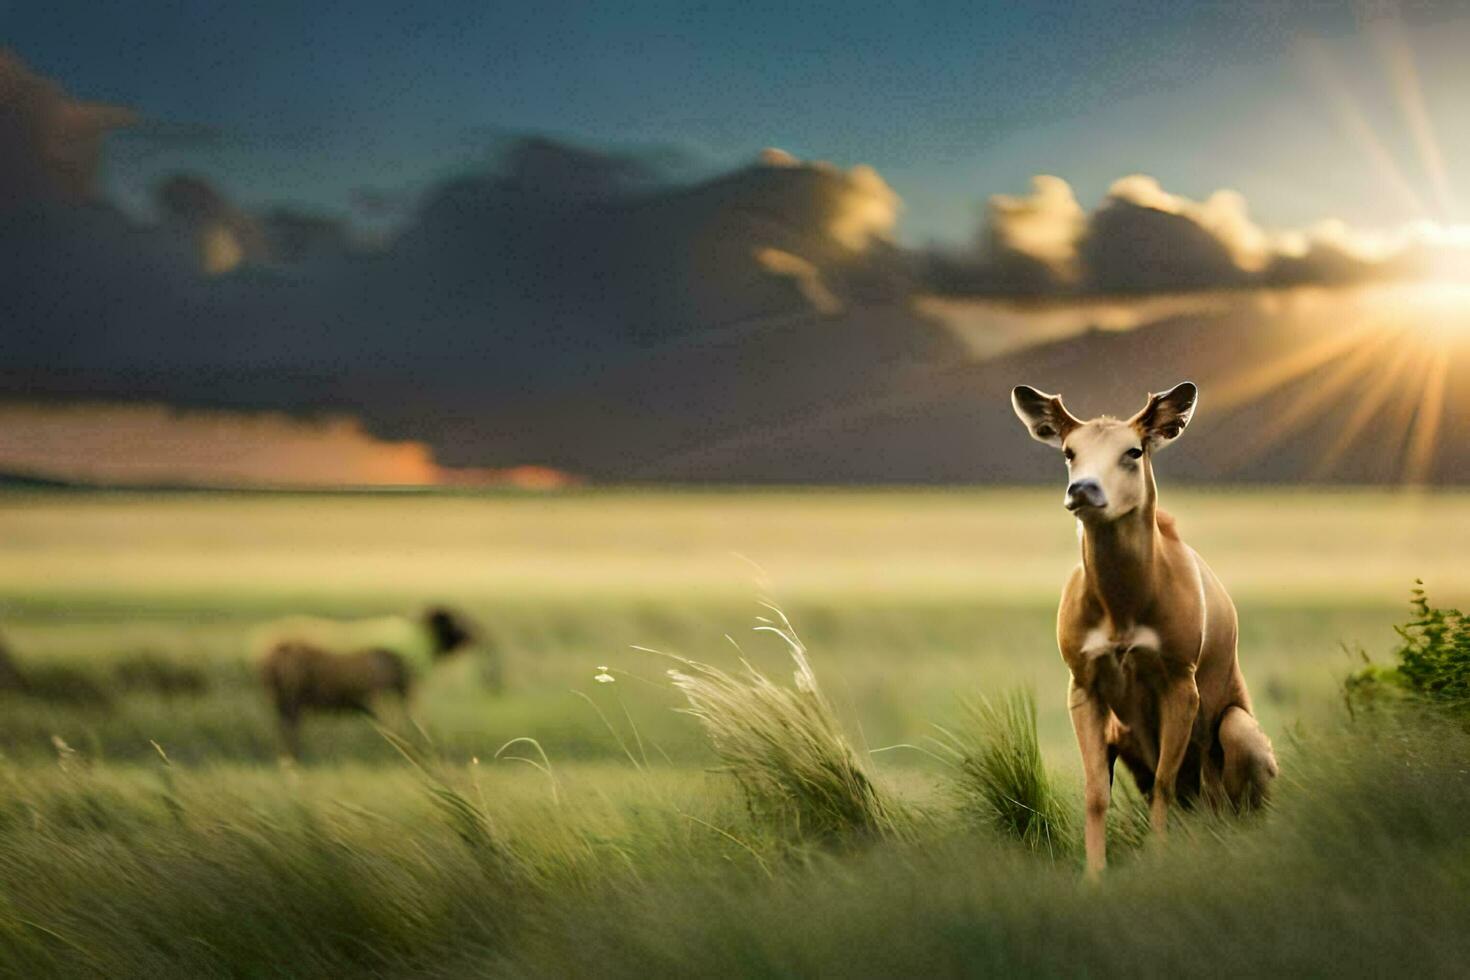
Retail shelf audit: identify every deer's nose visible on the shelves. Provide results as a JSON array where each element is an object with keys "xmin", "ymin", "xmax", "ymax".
[{"xmin": 1065, "ymin": 479, "xmax": 1106, "ymax": 512}]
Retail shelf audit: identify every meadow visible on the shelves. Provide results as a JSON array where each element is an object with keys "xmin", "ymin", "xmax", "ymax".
[{"xmin": 0, "ymin": 487, "xmax": 1467, "ymax": 977}]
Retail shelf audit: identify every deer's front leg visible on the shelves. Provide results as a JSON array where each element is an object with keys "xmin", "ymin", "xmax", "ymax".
[
  {"xmin": 1150, "ymin": 669, "xmax": 1199, "ymax": 837},
  {"xmin": 1068, "ymin": 678, "xmax": 1113, "ymax": 877}
]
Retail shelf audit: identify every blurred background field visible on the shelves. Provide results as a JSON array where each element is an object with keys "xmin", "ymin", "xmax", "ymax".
[{"xmin": 2, "ymin": 487, "xmax": 1465, "ymax": 768}]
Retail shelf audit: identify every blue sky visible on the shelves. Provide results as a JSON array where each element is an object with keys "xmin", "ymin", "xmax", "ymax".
[{"xmin": 5, "ymin": 0, "xmax": 1468, "ymax": 242}]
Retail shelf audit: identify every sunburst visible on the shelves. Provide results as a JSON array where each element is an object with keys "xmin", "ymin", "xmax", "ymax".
[{"xmin": 1214, "ymin": 284, "xmax": 1467, "ymax": 483}]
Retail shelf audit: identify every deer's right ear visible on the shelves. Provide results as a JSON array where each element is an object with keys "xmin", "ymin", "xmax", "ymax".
[{"xmin": 1011, "ymin": 385, "xmax": 1080, "ymax": 449}]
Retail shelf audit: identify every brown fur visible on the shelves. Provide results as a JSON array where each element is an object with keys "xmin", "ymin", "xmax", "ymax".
[
  {"xmin": 259, "ymin": 643, "xmax": 410, "ymax": 757},
  {"xmin": 1014, "ymin": 382, "xmax": 1278, "ymax": 876},
  {"xmin": 258, "ymin": 607, "xmax": 475, "ymax": 758}
]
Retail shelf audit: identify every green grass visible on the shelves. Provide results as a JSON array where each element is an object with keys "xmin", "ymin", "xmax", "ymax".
[
  {"xmin": 665, "ymin": 605, "xmax": 907, "ymax": 843},
  {"xmin": 933, "ymin": 688, "xmax": 1076, "ymax": 856},
  {"xmin": 0, "ymin": 487, "xmax": 1468, "ymax": 977}
]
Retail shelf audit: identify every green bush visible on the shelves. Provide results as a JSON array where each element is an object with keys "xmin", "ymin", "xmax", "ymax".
[{"xmin": 1348, "ymin": 581, "xmax": 1470, "ymax": 711}]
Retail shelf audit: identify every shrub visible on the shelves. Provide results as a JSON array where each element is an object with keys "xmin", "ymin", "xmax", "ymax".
[{"xmin": 1347, "ymin": 581, "xmax": 1470, "ymax": 712}]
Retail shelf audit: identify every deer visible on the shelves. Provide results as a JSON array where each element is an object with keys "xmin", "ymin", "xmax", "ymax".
[{"xmin": 1011, "ymin": 381, "xmax": 1277, "ymax": 876}]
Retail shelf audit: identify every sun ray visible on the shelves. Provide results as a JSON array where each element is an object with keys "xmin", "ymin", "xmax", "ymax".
[
  {"xmin": 1209, "ymin": 316, "xmax": 1387, "ymax": 413},
  {"xmin": 1217, "ymin": 325, "xmax": 1403, "ymax": 473},
  {"xmin": 1309, "ymin": 338, "xmax": 1421, "ymax": 479},
  {"xmin": 1300, "ymin": 39, "xmax": 1428, "ymax": 218},
  {"xmin": 1372, "ymin": 18, "xmax": 1458, "ymax": 218},
  {"xmin": 1378, "ymin": 346, "xmax": 1437, "ymax": 482},
  {"xmin": 1403, "ymin": 343, "xmax": 1451, "ymax": 484}
]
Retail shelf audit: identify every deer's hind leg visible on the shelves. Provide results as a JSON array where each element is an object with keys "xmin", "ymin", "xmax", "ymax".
[{"xmin": 1218, "ymin": 705, "xmax": 1277, "ymax": 811}]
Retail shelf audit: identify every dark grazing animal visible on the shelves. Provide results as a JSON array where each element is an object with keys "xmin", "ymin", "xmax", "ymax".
[{"xmin": 258, "ymin": 607, "xmax": 475, "ymax": 757}]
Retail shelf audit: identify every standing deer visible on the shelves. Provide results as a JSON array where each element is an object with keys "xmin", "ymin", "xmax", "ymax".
[{"xmin": 1011, "ymin": 381, "xmax": 1276, "ymax": 876}]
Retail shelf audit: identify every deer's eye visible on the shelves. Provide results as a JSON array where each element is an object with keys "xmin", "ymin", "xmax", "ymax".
[
  {"xmin": 1125, "ymin": 447, "xmax": 1144, "ymax": 460},
  {"xmin": 1063, "ymin": 448, "xmax": 1075, "ymax": 462}
]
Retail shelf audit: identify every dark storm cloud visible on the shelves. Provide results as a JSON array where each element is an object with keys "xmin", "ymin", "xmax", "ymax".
[
  {"xmin": 0, "ymin": 62, "xmax": 929, "ymax": 454},
  {"xmin": 153, "ymin": 173, "xmax": 269, "ymax": 273},
  {"xmin": 0, "ymin": 50, "xmax": 134, "ymax": 206},
  {"xmin": 1080, "ymin": 184, "xmax": 1250, "ymax": 292}
]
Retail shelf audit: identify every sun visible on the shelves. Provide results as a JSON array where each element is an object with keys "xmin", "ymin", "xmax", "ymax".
[
  {"xmin": 1396, "ymin": 281, "xmax": 1470, "ymax": 341},
  {"xmin": 1420, "ymin": 226, "xmax": 1470, "ymax": 284}
]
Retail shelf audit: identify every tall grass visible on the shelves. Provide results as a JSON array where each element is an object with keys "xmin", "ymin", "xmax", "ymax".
[
  {"xmin": 508, "ymin": 713, "xmax": 1470, "ymax": 980},
  {"xmin": 932, "ymin": 688, "xmax": 1075, "ymax": 855},
  {"xmin": 377, "ymin": 725, "xmax": 527, "ymax": 888},
  {"xmin": 662, "ymin": 607, "xmax": 906, "ymax": 843},
  {"xmin": 3, "ymin": 608, "xmax": 1470, "ymax": 976}
]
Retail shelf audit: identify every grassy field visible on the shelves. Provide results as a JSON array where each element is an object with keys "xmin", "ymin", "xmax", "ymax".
[{"xmin": 0, "ymin": 487, "xmax": 1467, "ymax": 977}]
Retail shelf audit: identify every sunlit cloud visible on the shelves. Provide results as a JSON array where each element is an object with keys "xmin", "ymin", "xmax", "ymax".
[
  {"xmin": 756, "ymin": 248, "xmax": 842, "ymax": 314},
  {"xmin": 915, "ymin": 291, "xmax": 1232, "ymax": 359},
  {"xmin": 1107, "ymin": 175, "xmax": 1273, "ymax": 272},
  {"xmin": 0, "ymin": 403, "xmax": 437, "ymax": 487},
  {"xmin": 926, "ymin": 172, "xmax": 1470, "ymax": 298},
  {"xmin": 0, "ymin": 403, "xmax": 587, "ymax": 489},
  {"xmin": 986, "ymin": 175, "xmax": 1085, "ymax": 281}
]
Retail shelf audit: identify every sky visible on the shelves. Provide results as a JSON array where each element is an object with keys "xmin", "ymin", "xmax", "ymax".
[{"xmin": 5, "ymin": 0, "xmax": 1469, "ymax": 244}]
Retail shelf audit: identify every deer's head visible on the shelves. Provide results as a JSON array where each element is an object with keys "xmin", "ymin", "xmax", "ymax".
[{"xmin": 1011, "ymin": 382, "xmax": 1197, "ymax": 523}]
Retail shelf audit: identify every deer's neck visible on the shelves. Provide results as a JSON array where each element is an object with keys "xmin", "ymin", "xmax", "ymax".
[{"xmin": 1079, "ymin": 483, "xmax": 1160, "ymax": 628}]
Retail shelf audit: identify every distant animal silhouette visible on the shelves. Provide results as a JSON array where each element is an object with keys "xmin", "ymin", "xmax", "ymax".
[
  {"xmin": 257, "ymin": 607, "xmax": 475, "ymax": 758},
  {"xmin": 1012, "ymin": 381, "xmax": 1277, "ymax": 876},
  {"xmin": 0, "ymin": 633, "xmax": 24, "ymax": 693},
  {"xmin": 0, "ymin": 632, "xmax": 115, "ymax": 706}
]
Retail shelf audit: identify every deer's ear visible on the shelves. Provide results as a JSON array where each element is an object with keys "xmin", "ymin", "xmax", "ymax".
[
  {"xmin": 1132, "ymin": 382, "xmax": 1197, "ymax": 451},
  {"xmin": 1012, "ymin": 385, "xmax": 1080, "ymax": 450}
]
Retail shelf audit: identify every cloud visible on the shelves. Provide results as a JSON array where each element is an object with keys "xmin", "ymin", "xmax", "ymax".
[
  {"xmin": 922, "ymin": 175, "xmax": 1085, "ymax": 294},
  {"xmin": 0, "ymin": 50, "xmax": 134, "ymax": 207},
  {"xmin": 926, "ymin": 173, "xmax": 1470, "ymax": 296},
  {"xmin": 150, "ymin": 174, "xmax": 357, "ymax": 274},
  {"xmin": 825, "ymin": 163, "xmax": 900, "ymax": 251},
  {"xmin": 756, "ymin": 247, "xmax": 842, "ymax": 315},
  {"xmin": 0, "ymin": 99, "xmax": 935, "ymax": 465},
  {"xmin": 988, "ymin": 175, "xmax": 1085, "ymax": 279},
  {"xmin": 1080, "ymin": 177, "xmax": 1252, "ymax": 292},
  {"xmin": 497, "ymin": 136, "xmax": 662, "ymax": 201},
  {"xmin": 155, "ymin": 173, "xmax": 268, "ymax": 274},
  {"xmin": 0, "ymin": 402, "xmax": 438, "ymax": 487}
]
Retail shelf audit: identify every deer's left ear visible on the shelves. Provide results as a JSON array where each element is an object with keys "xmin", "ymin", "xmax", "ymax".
[{"xmin": 1132, "ymin": 382, "xmax": 1197, "ymax": 451}]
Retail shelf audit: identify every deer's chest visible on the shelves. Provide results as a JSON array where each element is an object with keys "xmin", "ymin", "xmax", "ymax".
[{"xmin": 1072, "ymin": 624, "xmax": 1171, "ymax": 723}]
